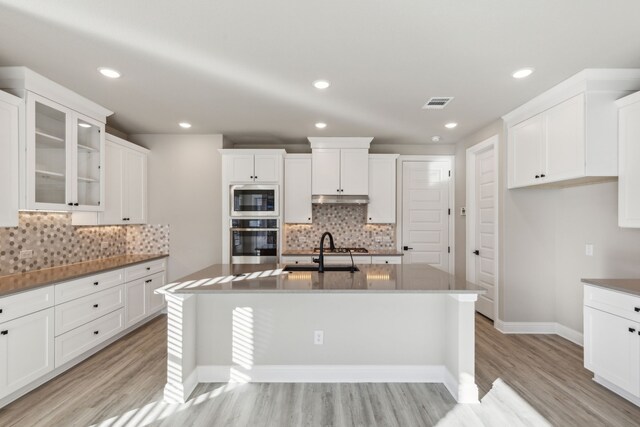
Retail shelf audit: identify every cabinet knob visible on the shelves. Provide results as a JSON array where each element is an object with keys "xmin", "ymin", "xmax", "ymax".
[
  {"xmin": 146, "ymin": 267, "xmax": 151, "ymax": 270},
  {"xmin": 535, "ymin": 175, "xmax": 540, "ymax": 179},
  {"xmin": 74, "ymin": 203, "xmax": 79, "ymax": 206},
  {"xmin": 629, "ymin": 327, "xmax": 636, "ymax": 333},
  {"xmin": 385, "ymin": 261, "xmax": 389, "ymax": 264},
  {"xmin": 94, "ymin": 330, "xmax": 99, "ymax": 335},
  {"xmin": 145, "ymin": 279, "xmax": 153, "ymax": 283},
  {"xmin": 540, "ymin": 174, "xmax": 546, "ymax": 178},
  {"xmin": 68, "ymin": 202, "xmax": 74, "ymax": 206},
  {"xmin": 635, "ymin": 307, "xmax": 640, "ymax": 312},
  {"xmin": 255, "ymin": 176, "xmax": 258, "ymax": 179},
  {"xmin": 369, "ymin": 217, "xmax": 372, "ymax": 220},
  {"xmin": 0, "ymin": 308, "xmax": 3, "ymax": 314},
  {"xmin": 0, "ymin": 330, "xmax": 7, "ymax": 335},
  {"xmin": 93, "ymin": 281, "xmax": 99, "ymax": 286},
  {"xmin": 93, "ymin": 304, "xmax": 99, "ymax": 308},
  {"xmin": 308, "ymin": 218, "xmax": 311, "ymax": 221}
]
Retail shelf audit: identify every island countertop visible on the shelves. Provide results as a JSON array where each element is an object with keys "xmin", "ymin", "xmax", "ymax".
[
  {"xmin": 582, "ymin": 278, "xmax": 640, "ymax": 296},
  {"xmin": 0, "ymin": 254, "xmax": 168, "ymax": 297},
  {"xmin": 159, "ymin": 263, "xmax": 485, "ymax": 294}
]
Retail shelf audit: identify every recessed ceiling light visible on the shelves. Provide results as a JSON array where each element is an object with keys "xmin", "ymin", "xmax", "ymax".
[
  {"xmin": 444, "ymin": 122, "xmax": 458, "ymax": 129},
  {"xmin": 313, "ymin": 80, "xmax": 330, "ymax": 90},
  {"xmin": 431, "ymin": 136, "xmax": 441, "ymax": 142},
  {"xmin": 179, "ymin": 122, "xmax": 192, "ymax": 129},
  {"xmin": 315, "ymin": 122, "xmax": 327, "ymax": 129},
  {"xmin": 512, "ymin": 68, "xmax": 534, "ymax": 79},
  {"xmin": 78, "ymin": 123, "xmax": 92, "ymax": 128},
  {"xmin": 98, "ymin": 67, "xmax": 121, "ymax": 79}
]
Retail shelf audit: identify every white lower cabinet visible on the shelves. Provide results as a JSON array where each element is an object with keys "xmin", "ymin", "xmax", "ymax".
[
  {"xmin": 584, "ymin": 284, "xmax": 640, "ymax": 404},
  {"xmin": 55, "ymin": 285, "xmax": 124, "ymax": 336},
  {"xmin": 125, "ymin": 271, "xmax": 166, "ymax": 328},
  {"xmin": 145, "ymin": 273, "xmax": 166, "ymax": 314},
  {"xmin": 0, "ymin": 308, "xmax": 54, "ymax": 399},
  {"xmin": 55, "ymin": 309, "xmax": 124, "ymax": 368}
]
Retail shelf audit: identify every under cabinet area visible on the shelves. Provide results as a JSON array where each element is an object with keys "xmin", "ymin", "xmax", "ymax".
[
  {"xmin": 505, "ymin": 69, "xmax": 640, "ymax": 189},
  {"xmin": 584, "ymin": 284, "xmax": 640, "ymax": 405},
  {"xmin": 616, "ymin": 91, "xmax": 640, "ymax": 228},
  {"xmin": 284, "ymin": 155, "xmax": 312, "ymax": 223},
  {"xmin": 72, "ymin": 134, "xmax": 148, "ymax": 226}
]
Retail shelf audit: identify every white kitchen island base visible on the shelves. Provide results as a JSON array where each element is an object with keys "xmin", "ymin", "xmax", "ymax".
[{"xmin": 161, "ymin": 286, "xmax": 480, "ymax": 405}]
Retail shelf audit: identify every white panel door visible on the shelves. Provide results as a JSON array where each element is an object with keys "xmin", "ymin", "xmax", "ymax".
[
  {"xmin": 545, "ymin": 94, "xmax": 585, "ymax": 182},
  {"xmin": 402, "ymin": 161, "xmax": 450, "ymax": 272},
  {"xmin": 0, "ymin": 308, "xmax": 54, "ymax": 399},
  {"xmin": 472, "ymin": 147, "xmax": 496, "ymax": 319},
  {"xmin": 124, "ymin": 148, "xmax": 147, "ymax": 224},
  {"xmin": 509, "ymin": 114, "xmax": 543, "ymax": 188},
  {"xmin": 368, "ymin": 155, "xmax": 396, "ymax": 223},
  {"xmin": 340, "ymin": 149, "xmax": 369, "ymax": 195},
  {"xmin": 584, "ymin": 306, "xmax": 640, "ymax": 396},
  {"xmin": 0, "ymin": 91, "xmax": 20, "ymax": 227},
  {"xmin": 284, "ymin": 157, "xmax": 312, "ymax": 223},
  {"xmin": 229, "ymin": 155, "xmax": 255, "ymax": 182},
  {"xmin": 100, "ymin": 141, "xmax": 125, "ymax": 224},
  {"xmin": 254, "ymin": 155, "xmax": 280, "ymax": 183},
  {"xmin": 312, "ymin": 149, "xmax": 341, "ymax": 195}
]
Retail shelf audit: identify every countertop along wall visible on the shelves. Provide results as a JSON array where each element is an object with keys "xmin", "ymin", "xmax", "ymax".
[{"xmin": 131, "ymin": 134, "xmax": 223, "ymax": 282}]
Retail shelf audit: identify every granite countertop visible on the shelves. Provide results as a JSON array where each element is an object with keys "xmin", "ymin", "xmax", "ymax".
[
  {"xmin": 159, "ymin": 263, "xmax": 484, "ymax": 294},
  {"xmin": 0, "ymin": 254, "xmax": 169, "ymax": 297},
  {"xmin": 582, "ymin": 278, "xmax": 640, "ymax": 296},
  {"xmin": 281, "ymin": 250, "xmax": 404, "ymax": 257}
]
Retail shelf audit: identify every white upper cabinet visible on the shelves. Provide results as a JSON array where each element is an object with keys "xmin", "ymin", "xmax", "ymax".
[
  {"xmin": 0, "ymin": 67, "xmax": 112, "ymax": 211},
  {"xmin": 367, "ymin": 155, "xmax": 398, "ymax": 223},
  {"xmin": 617, "ymin": 91, "xmax": 640, "ymax": 228},
  {"xmin": 72, "ymin": 134, "xmax": 148, "ymax": 226},
  {"xmin": 0, "ymin": 90, "xmax": 21, "ymax": 227},
  {"xmin": 227, "ymin": 153, "xmax": 282, "ymax": 183},
  {"xmin": 309, "ymin": 138, "xmax": 372, "ymax": 195},
  {"xmin": 284, "ymin": 155, "xmax": 312, "ymax": 223},
  {"xmin": 505, "ymin": 69, "xmax": 640, "ymax": 189}
]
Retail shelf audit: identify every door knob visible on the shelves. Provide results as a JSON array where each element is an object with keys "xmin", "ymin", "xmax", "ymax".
[
  {"xmin": 403, "ymin": 246, "xmax": 413, "ymax": 251},
  {"xmin": 473, "ymin": 250, "xmax": 480, "ymax": 255}
]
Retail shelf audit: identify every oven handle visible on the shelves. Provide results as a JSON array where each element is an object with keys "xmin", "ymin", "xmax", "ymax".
[{"xmin": 230, "ymin": 228, "xmax": 280, "ymax": 231}]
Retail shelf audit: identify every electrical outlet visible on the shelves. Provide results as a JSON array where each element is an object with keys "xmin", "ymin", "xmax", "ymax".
[
  {"xmin": 375, "ymin": 236, "xmax": 382, "ymax": 243},
  {"xmin": 460, "ymin": 207, "xmax": 466, "ymax": 216},
  {"xmin": 585, "ymin": 244, "xmax": 594, "ymax": 256},
  {"xmin": 19, "ymin": 250, "xmax": 33, "ymax": 259},
  {"xmin": 314, "ymin": 330, "xmax": 324, "ymax": 345},
  {"xmin": 101, "ymin": 242, "xmax": 110, "ymax": 249},
  {"xmin": 299, "ymin": 236, "xmax": 307, "ymax": 243}
]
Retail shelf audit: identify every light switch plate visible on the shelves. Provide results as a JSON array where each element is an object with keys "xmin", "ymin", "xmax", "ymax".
[
  {"xmin": 585, "ymin": 244, "xmax": 594, "ymax": 256},
  {"xmin": 460, "ymin": 207, "xmax": 466, "ymax": 216}
]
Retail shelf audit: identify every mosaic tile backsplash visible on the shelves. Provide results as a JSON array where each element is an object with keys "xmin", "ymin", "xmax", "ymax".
[
  {"xmin": 0, "ymin": 212, "xmax": 169, "ymax": 276},
  {"xmin": 284, "ymin": 205, "xmax": 396, "ymax": 250}
]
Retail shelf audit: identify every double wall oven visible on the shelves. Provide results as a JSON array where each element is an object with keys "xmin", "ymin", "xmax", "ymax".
[{"xmin": 229, "ymin": 185, "xmax": 279, "ymax": 264}]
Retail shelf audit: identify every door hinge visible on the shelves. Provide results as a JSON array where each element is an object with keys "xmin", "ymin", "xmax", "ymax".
[
  {"xmin": 448, "ymin": 246, "xmax": 451, "ymax": 253},
  {"xmin": 448, "ymin": 170, "xmax": 451, "ymax": 177},
  {"xmin": 448, "ymin": 208, "xmax": 451, "ymax": 215}
]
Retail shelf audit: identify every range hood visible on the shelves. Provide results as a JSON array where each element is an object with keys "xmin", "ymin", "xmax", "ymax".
[{"xmin": 312, "ymin": 195, "xmax": 369, "ymax": 204}]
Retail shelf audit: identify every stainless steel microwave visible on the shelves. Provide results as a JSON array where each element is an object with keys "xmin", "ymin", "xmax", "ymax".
[{"xmin": 230, "ymin": 185, "xmax": 279, "ymax": 217}]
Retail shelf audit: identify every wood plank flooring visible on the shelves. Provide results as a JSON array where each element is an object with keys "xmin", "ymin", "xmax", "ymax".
[{"xmin": 0, "ymin": 314, "xmax": 638, "ymax": 426}]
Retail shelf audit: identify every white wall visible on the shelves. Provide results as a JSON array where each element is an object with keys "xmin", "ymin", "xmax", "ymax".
[{"xmin": 130, "ymin": 134, "xmax": 223, "ymax": 281}]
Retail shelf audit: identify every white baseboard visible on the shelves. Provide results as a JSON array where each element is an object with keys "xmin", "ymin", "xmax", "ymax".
[
  {"xmin": 594, "ymin": 375, "xmax": 640, "ymax": 407},
  {"xmin": 495, "ymin": 319, "xmax": 583, "ymax": 346},
  {"xmin": 198, "ymin": 364, "xmax": 448, "ymax": 384}
]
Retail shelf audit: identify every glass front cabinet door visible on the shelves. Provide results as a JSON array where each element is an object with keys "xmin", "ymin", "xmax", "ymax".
[{"xmin": 26, "ymin": 93, "xmax": 104, "ymax": 211}]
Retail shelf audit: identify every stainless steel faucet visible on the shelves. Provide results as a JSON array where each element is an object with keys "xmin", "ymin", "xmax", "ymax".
[{"xmin": 313, "ymin": 231, "xmax": 335, "ymax": 273}]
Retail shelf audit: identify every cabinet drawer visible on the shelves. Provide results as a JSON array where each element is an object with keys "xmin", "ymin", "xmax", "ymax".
[
  {"xmin": 55, "ymin": 269, "xmax": 124, "ymax": 304},
  {"xmin": 281, "ymin": 256, "xmax": 313, "ymax": 265},
  {"xmin": 55, "ymin": 308, "xmax": 124, "ymax": 368},
  {"xmin": 325, "ymin": 255, "xmax": 372, "ymax": 265},
  {"xmin": 124, "ymin": 259, "xmax": 166, "ymax": 282},
  {"xmin": 584, "ymin": 285, "xmax": 640, "ymax": 320},
  {"xmin": 0, "ymin": 286, "xmax": 54, "ymax": 324},
  {"xmin": 55, "ymin": 285, "xmax": 124, "ymax": 336},
  {"xmin": 371, "ymin": 256, "xmax": 402, "ymax": 265}
]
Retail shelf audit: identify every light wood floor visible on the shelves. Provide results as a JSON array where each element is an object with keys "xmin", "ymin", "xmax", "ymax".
[{"xmin": 0, "ymin": 314, "xmax": 639, "ymax": 426}]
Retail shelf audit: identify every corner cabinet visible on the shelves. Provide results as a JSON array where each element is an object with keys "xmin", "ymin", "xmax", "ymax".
[
  {"xmin": 284, "ymin": 155, "xmax": 312, "ymax": 223},
  {"xmin": 617, "ymin": 91, "xmax": 640, "ymax": 228},
  {"xmin": 72, "ymin": 134, "xmax": 148, "ymax": 226},
  {"xmin": 0, "ymin": 67, "xmax": 113, "ymax": 211},
  {"xmin": 367, "ymin": 155, "xmax": 398, "ymax": 223},
  {"xmin": 0, "ymin": 90, "xmax": 21, "ymax": 227},
  {"xmin": 505, "ymin": 69, "xmax": 640, "ymax": 189}
]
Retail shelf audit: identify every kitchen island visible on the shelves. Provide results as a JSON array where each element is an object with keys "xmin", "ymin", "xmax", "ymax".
[{"xmin": 157, "ymin": 263, "xmax": 484, "ymax": 404}]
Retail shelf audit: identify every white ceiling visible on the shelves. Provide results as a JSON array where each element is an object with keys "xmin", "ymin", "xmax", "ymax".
[{"xmin": 1, "ymin": 0, "xmax": 640, "ymax": 145}]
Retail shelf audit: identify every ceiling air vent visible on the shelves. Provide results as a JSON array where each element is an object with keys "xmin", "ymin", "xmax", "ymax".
[{"xmin": 422, "ymin": 97, "xmax": 454, "ymax": 110}]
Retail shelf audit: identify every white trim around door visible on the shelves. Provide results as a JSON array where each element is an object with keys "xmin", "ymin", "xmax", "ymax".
[{"xmin": 466, "ymin": 136, "xmax": 499, "ymax": 321}]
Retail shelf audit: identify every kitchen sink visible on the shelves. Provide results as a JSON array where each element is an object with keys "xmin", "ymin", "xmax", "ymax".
[{"xmin": 283, "ymin": 265, "xmax": 360, "ymax": 272}]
